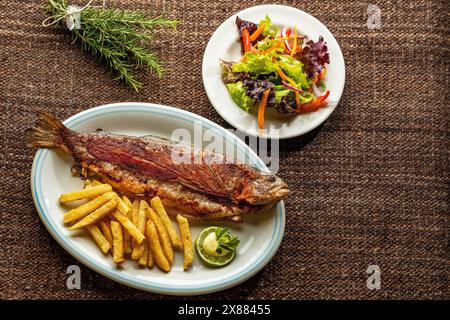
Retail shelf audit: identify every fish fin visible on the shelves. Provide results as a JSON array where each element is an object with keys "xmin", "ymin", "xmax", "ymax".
[
  {"xmin": 140, "ymin": 134, "xmax": 168, "ymax": 140},
  {"xmin": 140, "ymin": 134, "xmax": 179, "ymax": 146},
  {"xmin": 26, "ymin": 112, "xmax": 67, "ymax": 149}
]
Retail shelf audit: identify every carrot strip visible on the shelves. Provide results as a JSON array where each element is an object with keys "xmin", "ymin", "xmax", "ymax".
[
  {"xmin": 258, "ymin": 89, "xmax": 271, "ymax": 129},
  {"xmin": 275, "ymin": 64, "xmax": 296, "ymax": 86},
  {"xmin": 249, "ymin": 23, "xmax": 266, "ymax": 42}
]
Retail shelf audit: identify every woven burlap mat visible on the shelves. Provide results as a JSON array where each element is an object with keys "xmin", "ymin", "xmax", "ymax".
[{"xmin": 0, "ymin": 0, "xmax": 448, "ymax": 299}]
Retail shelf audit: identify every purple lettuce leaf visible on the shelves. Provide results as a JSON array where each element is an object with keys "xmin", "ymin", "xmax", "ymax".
[
  {"xmin": 236, "ymin": 16, "xmax": 258, "ymax": 35},
  {"xmin": 242, "ymin": 79, "xmax": 275, "ymax": 106},
  {"xmin": 300, "ymin": 36, "xmax": 330, "ymax": 77}
]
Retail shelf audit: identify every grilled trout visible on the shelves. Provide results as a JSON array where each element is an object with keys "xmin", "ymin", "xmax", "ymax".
[{"xmin": 27, "ymin": 112, "xmax": 290, "ymax": 222}]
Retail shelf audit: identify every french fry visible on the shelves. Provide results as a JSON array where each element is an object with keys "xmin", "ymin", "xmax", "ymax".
[
  {"xmin": 84, "ymin": 179, "xmax": 106, "ymax": 200},
  {"xmin": 147, "ymin": 248, "xmax": 154, "ymax": 268},
  {"xmin": 122, "ymin": 196, "xmax": 133, "ymax": 209},
  {"xmin": 59, "ymin": 184, "xmax": 112, "ymax": 203},
  {"xmin": 98, "ymin": 218, "xmax": 113, "ymax": 246},
  {"xmin": 131, "ymin": 200, "xmax": 147, "ymax": 260},
  {"xmin": 130, "ymin": 200, "xmax": 140, "ymax": 250},
  {"xmin": 176, "ymin": 214, "xmax": 194, "ymax": 271},
  {"xmin": 69, "ymin": 198, "xmax": 117, "ymax": 230},
  {"xmin": 150, "ymin": 196, "xmax": 182, "ymax": 250},
  {"xmin": 146, "ymin": 220, "xmax": 171, "ymax": 272},
  {"xmin": 114, "ymin": 193, "xmax": 130, "ymax": 215},
  {"xmin": 121, "ymin": 197, "xmax": 133, "ymax": 254},
  {"xmin": 111, "ymin": 221, "xmax": 125, "ymax": 264},
  {"xmin": 86, "ymin": 225, "xmax": 111, "ymax": 254},
  {"xmin": 145, "ymin": 205, "xmax": 173, "ymax": 265},
  {"xmin": 110, "ymin": 210, "xmax": 145, "ymax": 245},
  {"xmin": 64, "ymin": 192, "xmax": 114, "ymax": 223},
  {"xmin": 138, "ymin": 241, "xmax": 149, "ymax": 267},
  {"xmin": 123, "ymin": 225, "xmax": 132, "ymax": 254}
]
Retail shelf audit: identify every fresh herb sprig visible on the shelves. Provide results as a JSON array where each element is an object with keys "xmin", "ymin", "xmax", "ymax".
[
  {"xmin": 215, "ymin": 227, "xmax": 240, "ymax": 254},
  {"xmin": 43, "ymin": 0, "xmax": 178, "ymax": 91}
]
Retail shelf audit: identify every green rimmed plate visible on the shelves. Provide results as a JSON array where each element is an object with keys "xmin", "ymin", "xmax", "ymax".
[{"xmin": 30, "ymin": 102, "xmax": 285, "ymax": 295}]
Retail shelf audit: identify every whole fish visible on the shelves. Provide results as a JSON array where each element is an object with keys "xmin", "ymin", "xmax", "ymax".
[{"xmin": 27, "ymin": 112, "xmax": 290, "ymax": 222}]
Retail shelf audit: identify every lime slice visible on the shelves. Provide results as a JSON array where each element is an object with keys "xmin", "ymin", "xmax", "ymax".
[{"xmin": 195, "ymin": 227, "xmax": 237, "ymax": 267}]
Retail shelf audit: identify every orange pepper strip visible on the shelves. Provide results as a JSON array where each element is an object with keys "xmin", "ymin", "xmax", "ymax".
[
  {"xmin": 275, "ymin": 64, "xmax": 296, "ymax": 86},
  {"xmin": 260, "ymin": 39, "xmax": 283, "ymax": 55},
  {"xmin": 258, "ymin": 89, "xmax": 271, "ymax": 129},
  {"xmin": 249, "ymin": 23, "xmax": 266, "ymax": 42},
  {"xmin": 242, "ymin": 28, "xmax": 251, "ymax": 52},
  {"xmin": 290, "ymin": 26, "xmax": 298, "ymax": 56}
]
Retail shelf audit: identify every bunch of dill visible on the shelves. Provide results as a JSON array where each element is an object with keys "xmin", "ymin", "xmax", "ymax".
[{"xmin": 43, "ymin": 0, "xmax": 178, "ymax": 91}]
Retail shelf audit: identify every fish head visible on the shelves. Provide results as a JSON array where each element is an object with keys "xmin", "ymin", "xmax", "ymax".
[{"xmin": 238, "ymin": 173, "xmax": 290, "ymax": 205}]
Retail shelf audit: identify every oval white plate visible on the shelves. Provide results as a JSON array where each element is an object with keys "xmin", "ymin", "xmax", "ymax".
[
  {"xmin": 202, "ymin": 4, "xmax": 345, "ymax": 139},
  {"xmin": 30, "ymin": 103, "xmax": 285, "ymax": 295}
]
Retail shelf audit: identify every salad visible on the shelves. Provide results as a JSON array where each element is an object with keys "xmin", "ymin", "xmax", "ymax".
[{"xmin": 222, "ymin": 15, "xmax": 331, "ymax": 129}]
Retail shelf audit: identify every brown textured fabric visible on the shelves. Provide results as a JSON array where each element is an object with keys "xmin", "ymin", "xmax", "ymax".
[{"xmin": 0, "ymin": 0, "xmax": 448, "ymax": 300}]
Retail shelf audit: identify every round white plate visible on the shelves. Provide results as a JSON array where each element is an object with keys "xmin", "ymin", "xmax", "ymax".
[
  {"xmin": 202, "ymin": 4, "xmax": 345, "ymax": 139},
  {"xmin": 30, "ymin": 103, "xmax": 285, "ymax": 295}
]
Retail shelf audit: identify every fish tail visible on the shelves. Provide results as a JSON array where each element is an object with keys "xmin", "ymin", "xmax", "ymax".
[{"xmin": 27, "ymin": 112, "xmax": 69, "ymax": 149}]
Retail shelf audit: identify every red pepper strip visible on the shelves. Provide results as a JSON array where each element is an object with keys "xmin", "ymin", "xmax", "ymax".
[
  {"xmin": 258, "ymin": 89, "xmax": 271, "ymax": 129},
  {"xmin": 249, "ymin": 23, "xmax": 266, "ymax": 42},
  {"xmin": 296, "ymin": 90, "xmax": 330, "ymax": 113},
  {"xmin": 242, "ymin": 28, "xmax": 251, "ymax": 52}
]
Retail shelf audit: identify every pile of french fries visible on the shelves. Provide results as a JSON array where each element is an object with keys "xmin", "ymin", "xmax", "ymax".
[{"xmin": 59, "ymin": 179, "xmax": 193, "ymax": 272}]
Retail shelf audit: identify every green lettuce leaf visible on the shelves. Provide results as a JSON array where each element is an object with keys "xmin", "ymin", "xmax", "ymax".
[
  {"xmin": 299, "ymin": 92, "xmax": 315, "ymax": 104},
  {"xmin": 259, "ymin": 15, "xmax": 278, "ymax": 37},
  {"xmin": 231, "ymin": 53, "xmax": 276, "ymax": 75},
  {"xmin": 256, "ymin": 37, "xmax": 285, "ymax": 54},
  {"xmin": 274, "ymin": 87, "xmax": 290, "ymax": 103},
  {"xmin": 226, "ymin": 81, "xmax": 256, "ymax": 112},
  {"xmin": 278, "ymin": 55, "xmax": 310, "ymax": 89}
]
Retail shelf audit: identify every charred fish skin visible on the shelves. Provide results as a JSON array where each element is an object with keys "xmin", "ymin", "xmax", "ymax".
[{"xmin": 27, "ymin": 112, "xmax": 290, "ymax": 222}]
